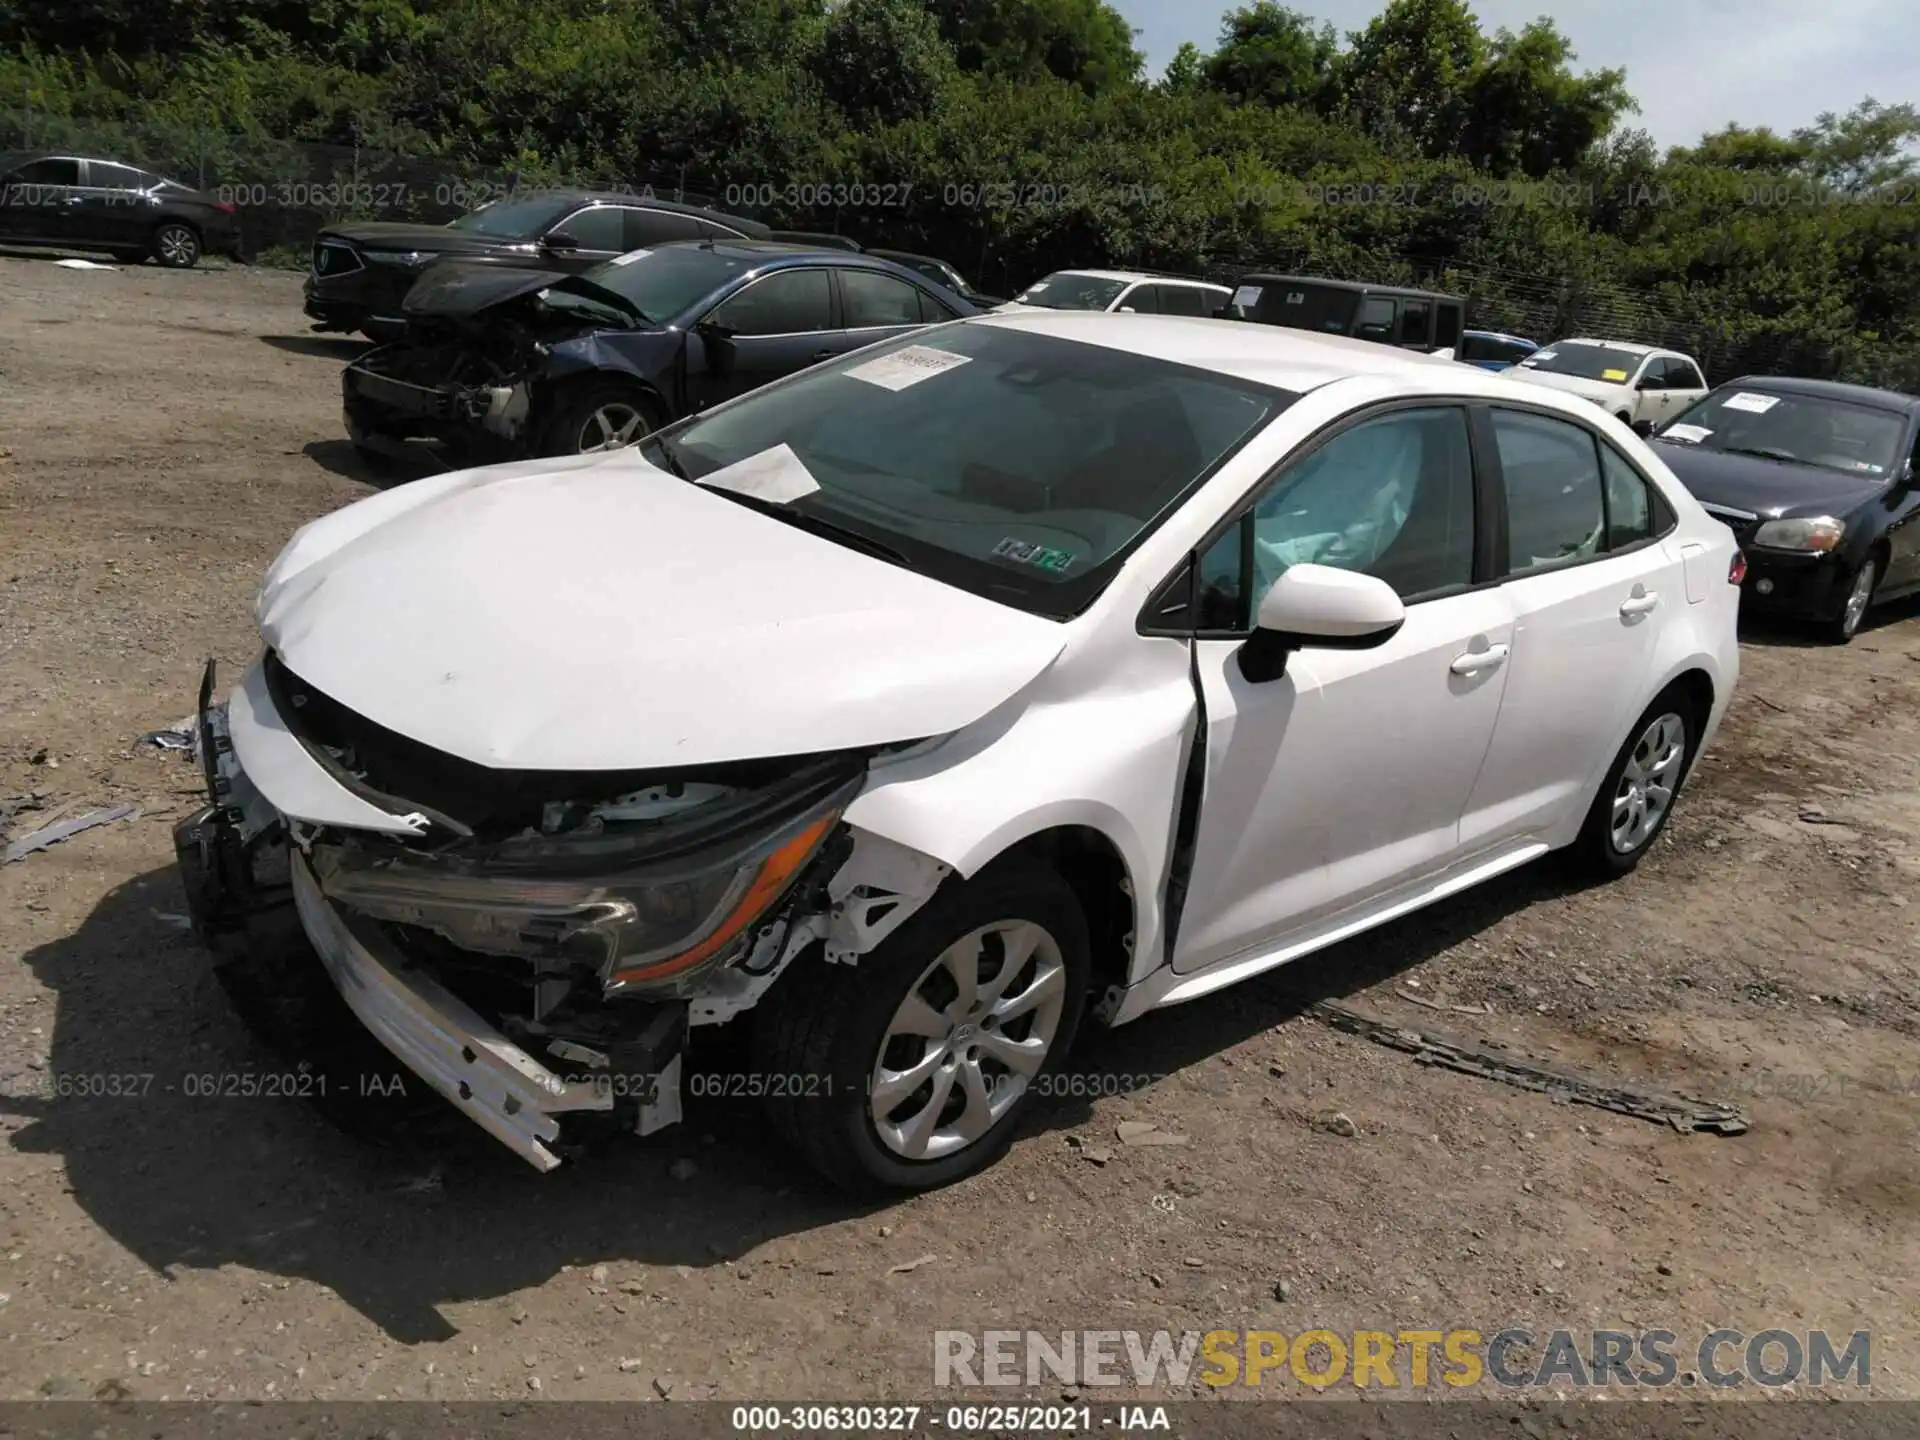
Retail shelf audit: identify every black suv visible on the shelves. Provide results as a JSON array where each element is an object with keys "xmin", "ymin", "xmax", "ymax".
[
  {"xmin": 1228, "ymin": 274, "xmax": 1465, "ymax": 355},
  {"xmin": 305, "ymin": 190, "xmax": 773, "ymax": 340},
  {"xmin": 0, "ymin": 154, "xmax": 241, "ymax": 267}
]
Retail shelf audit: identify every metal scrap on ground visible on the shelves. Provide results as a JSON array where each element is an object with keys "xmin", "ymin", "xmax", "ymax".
[
  {"xmin": 1, "ymin": 802, "xmax": 142, "ymax": 865},
  {"xmin": 1310, "ymin": 1000, "xmax": 1750, "ymax": 1135}
]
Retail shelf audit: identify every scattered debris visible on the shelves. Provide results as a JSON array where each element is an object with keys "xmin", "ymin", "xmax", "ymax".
[
  {"xmin": 1272, "ymin": 1279, "xmax": 1292, "ymax": 1302},
  {"xmin": 1115, "ymin": 1120, "xmax": 1189, "ymax": 1147},
  {"xmin": 136, "ymin": 716, "xmax": 198, "ymax": 754},
  {"xmin": 1066, "ymin": 1135, "xmax": 1113, "ymax": 1165},
  {"xmin": 1798, "ymin": 805, "xmax": 1835, "ymax": 824},
  {"xmin": 1657, "ymin": 1261, "xmax": 1675, "ymax": 1276},
  {"xmin": 152, "ymin": 910, "xmax": 193, "ymax": 931},
  {"xmin": 887, "ymin": 1253, "xmax": 937, "ymax": 1275},
  {"xmin": 1311, "ymin": 1001, "xmax": 1749, "ymax": 1135},
  {"xmin": 1398, "ymin": 987, "xmax": 1448, "ymax": 1011},
  {"xmin": 2, "ymin": 802, "xmax": 140, "ymax": 865},
  {"xmin": 653, "ymin": 1378, "xmax": 674, "ymax": 1400},
  {"xmin": 53, "ymin": 258, "xmax": 119, "ymax": 271},
  {"xmin": 589, "ymin": 1264, "xmax": 609, "ymax": 1284},
  {"xmin": 1149, "ymin": 1193, "xmax": 1177, "ymax": 1214},
  {"xmin": 1311, "ymin": 1110, "xmax": 1359, "ymax": 1138},
  {"xmin": 618, "ymin": 1358, "xmax": 644, "ymax": 1373},
  {"xmin": 1570, "ymin": 970, "xmax": 1599, "ymax": 989},
  {"xmin": 395, "ymin": 1168, "xmax": 443, "ymax": 1195},
  {"xmin": 1751, "ymin": 694, "xmax": 1789, "ymax": 713}
]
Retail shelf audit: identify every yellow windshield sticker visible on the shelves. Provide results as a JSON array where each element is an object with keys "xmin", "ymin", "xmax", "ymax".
[{"xmin": 1601, "ymin": 368, "xmax": 1629, "ymax": 381}]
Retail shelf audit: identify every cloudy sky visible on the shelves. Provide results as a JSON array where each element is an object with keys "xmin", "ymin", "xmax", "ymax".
[{"xmin": 1111, "ymin": 0, "xmax": 1908, "ymax": 149}]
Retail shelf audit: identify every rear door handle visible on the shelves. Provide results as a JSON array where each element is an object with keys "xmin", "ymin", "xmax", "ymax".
[
  {"xmin": 1450, "ymin": 643, "xmax": 1510, "ymax": 675},
  {"xmin": 810, "ymin": 348, "xmax": 834, "ymax": 361},
  {"xmin": 1620, "ymin": 591, "xmax": 1660, "ymax": 616}
]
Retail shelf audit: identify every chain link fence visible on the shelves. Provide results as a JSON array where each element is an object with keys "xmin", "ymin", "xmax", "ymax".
[{"xmin": 2, "ymin": 107, "xmax": 1852, "ymax": 382}]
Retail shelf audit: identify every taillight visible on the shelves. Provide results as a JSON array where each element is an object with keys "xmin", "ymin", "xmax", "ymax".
[
  {"xmin": 216, "ymin": 201, "xmax": 236, "ymax": 215},
  {"xmin": 1728, "ymin": 550, "xmax": 1748, "ymax": 585}
]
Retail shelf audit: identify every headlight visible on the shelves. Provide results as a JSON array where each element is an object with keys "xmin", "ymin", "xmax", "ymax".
[
  {"xmin": 1751, "ymin": 516, "xmax": 1845, "ymax": 552},
  {"xmin": 310, "ymin": 779, "xmax": 854, "ymax": 998}
]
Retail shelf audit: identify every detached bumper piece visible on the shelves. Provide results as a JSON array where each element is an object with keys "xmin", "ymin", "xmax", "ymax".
[{"xmin": 290, "ymin": 851, "xmax": 625, "ymax": 1171}]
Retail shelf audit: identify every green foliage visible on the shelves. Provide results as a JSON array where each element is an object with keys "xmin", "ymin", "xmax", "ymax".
[{"xmin": 1, "ymin": 0, "xmax": 1916, "ymax": 384}]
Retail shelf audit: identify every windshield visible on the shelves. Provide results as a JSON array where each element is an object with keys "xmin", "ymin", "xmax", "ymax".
[
  {"xmin": 1657, "ymin": 388, "xmax": 1908, "ymax": 479},
  {"xmin": 447, "ymin": 195, "xmax": 577, "ymax": 238},
  {"xmin": 579, "ymin": 247, "xmax": 756, "ymax": 324},
  {"xmin": 1011, "ymin": 273, "xmax": 1129, "ymax": 311},
  {"xmin": 639, "ymin": 325, "xmax": 1293, "ymax": 618},
  {"xmin": 1516, "ymin": 343, "xmax": 1647, "ymax": 381},
  {"xmin": 1233, "ymin": 282, "xmax": 1362, "ymax": 334}
]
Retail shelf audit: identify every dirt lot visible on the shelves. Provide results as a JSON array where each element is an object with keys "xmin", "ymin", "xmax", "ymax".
[{"xmin": 0, "ymin": 253, "xmax": 1917, "ymax": 1407}]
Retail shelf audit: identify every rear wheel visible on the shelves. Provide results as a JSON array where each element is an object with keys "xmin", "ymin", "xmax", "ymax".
[
  {"xmin": 538, "ymin": 381, "xmax": 664, "ymax": 457},
  {"xmin": 1822, "ymin": 553, "xmax": 1879, "ymax": 644},
  {"xmin": 753, "ymin": 861, "xmax": 1090, "ymax": 1194},
  {"xmin": 151, "ymin": 221, "xmax": 201, "ymax": 269},
  {"xmin": 1571, "ymin": 686, "xmax": 1696, "ymax": 877}
]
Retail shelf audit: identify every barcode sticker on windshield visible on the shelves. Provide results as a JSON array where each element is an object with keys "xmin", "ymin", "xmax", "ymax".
[
  {"xmin": 1231, "ymin": 284, "xmax": 1263, "ymax": 309},
  {"xmin": 1661, "ymin": 423, "xmax": 1712, "ymax": 443},
  {"xmin": 608, "ymin": 248, "xmax": 651, "ymax": 266},
  {"xmin": 1528, "ymin": 350, "xmax": 1557, "ymax": 362},
  {"xmin": 1723, "ymin": 391, "xmax": 1780, "ymax": 413},
  {"xmin": 846, "ymin": 345, "xmax": 972, "ymax": 391}
]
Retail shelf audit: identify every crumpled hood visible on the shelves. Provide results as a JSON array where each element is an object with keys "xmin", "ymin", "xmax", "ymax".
[
  {"xmin": 255, "ymin": 453, "xmax": 1069, "ymax": 772},
  {"xmin": 400, "ymin": 265, "xmax": 644, "ymax": 325},
  {"xmin": 320, "ymin": 221, "xmax": 532, "ymax": 257}
]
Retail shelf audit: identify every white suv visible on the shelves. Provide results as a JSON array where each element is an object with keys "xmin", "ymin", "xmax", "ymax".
[
  {"xmin": 998, "ymin": 269, "xmax": 1232, "ymax": 318},
  {"xmin": 173, "ymin": 312, "xmax": 1741, "ymax": 1193},
  {"xmin": 1506, "ymin": 339, "xmax": 1709, "ymax": 434}
]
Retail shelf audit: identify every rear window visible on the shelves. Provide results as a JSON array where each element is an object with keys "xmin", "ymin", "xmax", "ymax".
[{"xmin": 1237, "ymin": 283, "xmax": 1362, "ymax": 334}]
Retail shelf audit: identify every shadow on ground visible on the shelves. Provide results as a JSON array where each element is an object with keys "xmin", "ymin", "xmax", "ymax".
[
  {"xmin": 5, "ymin": 854, "xmax": 1581, "ymax": 1342},
  {"xmin": 259, "ymin": 334, "xmax": 370, "ymax": 360}
]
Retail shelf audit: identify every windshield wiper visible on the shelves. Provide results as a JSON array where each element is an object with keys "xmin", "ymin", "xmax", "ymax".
[
  {"xmin": 643, "ymin": 438, "xmax": 690, "ymax": 480},
  {"xmin": 1719, "ymin": 445, "xmax": 1801, "ymax": 464},
  {"xmin": 704, "ymin": 487, "xmax": 912, "ymax": 567}
]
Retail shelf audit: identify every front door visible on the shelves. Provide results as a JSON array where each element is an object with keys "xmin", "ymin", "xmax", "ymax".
[
  {"xmin": 1460, "ymin": 408, "xmax": 1677, "ymax": 850},
  {"xmin": 1170, "ymin": 404, "xmax": 1513, "ymax": 974},
  {"xmin": 689, "ymin": 267, "xmax": 839, "ymax": 408},
  {"xmin": 832, "ymin": 267, "xmax": 932, "ymax": 359}
]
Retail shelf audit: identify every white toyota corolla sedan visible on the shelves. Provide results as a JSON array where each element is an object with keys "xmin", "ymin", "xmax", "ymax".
[{"xmin": 173, "ymin": 310, "xmax": 1742, "ymax": 1193}]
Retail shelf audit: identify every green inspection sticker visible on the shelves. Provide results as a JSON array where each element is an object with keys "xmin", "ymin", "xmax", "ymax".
[{"xmin": 993, "ymin": 537, "xmax": 1076, "ymax": 572}]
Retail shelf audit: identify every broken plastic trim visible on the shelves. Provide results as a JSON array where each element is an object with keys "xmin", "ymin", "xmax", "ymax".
[{"xmin": 311, "ymin": 769, "xmax": 864, "ymax": 1000}]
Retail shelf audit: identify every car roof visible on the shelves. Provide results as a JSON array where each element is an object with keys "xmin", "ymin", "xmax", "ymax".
[
  {"xmin": 1720, "ymin": 375, "xmax": 1920, "ymax": 413},
  {"xmin": 1042, "ymin": 269, "xmax": 1230, "ymax": 290},
  {"xmin": 869, "ymin": 248, "xmax": 952, "ymax": 266},
  {"xmin": 1239, "ymin": 274, "xmax": 1465, "ymax": 305},
  {"xmin": 1548, "ymin": 337, "xmax": 1671, "ymax": 357},
  {"xmin": 970, "ymin": 310, "xmax": 1614, "ymax": 402},
  {"xmin": 650, "ymin": 238, "xmax": 970, "ymax": 285},
  {"xmin": 1464, "ymin": 329, "xmax": 1535, "ymax": 344},
  {"xmin": 507, "ymin": 189, "xmax": 772, "ymax": 237}
]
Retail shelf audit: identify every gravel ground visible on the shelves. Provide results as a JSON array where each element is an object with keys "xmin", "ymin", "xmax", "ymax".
[{"xmin": 0, "ymin": 253, "xmax": 1917, "ymax": 1406}]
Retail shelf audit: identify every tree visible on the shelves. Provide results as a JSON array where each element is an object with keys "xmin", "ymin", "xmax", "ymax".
[
  {"xmin": 1457, "ymin": 20, "xmax": 1634, "ymax": 177},
  {"xmin": 1159, "ymin": 40, "xmax": 1205, "ymax": 95},
  {"xmin": 1328, "ymin": 0, "xmax": 1482, "ymax": 155},
  {"xmin": 927, "ymin": 0, "xmax": 1142, "ymax": 96},
  {"xmin": 811, "ymin": 0, "xmax": 958, "ymax": 126},
  {"xmin": 1200, "ymin": 3, "xmax": 1335, "ymax": 110},
  {"xmin": 1793, "ymin": 99, "xmax": 1920, "ymax": 192}
]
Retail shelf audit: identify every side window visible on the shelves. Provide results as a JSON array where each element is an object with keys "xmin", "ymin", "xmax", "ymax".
[
  {"xmin": 1354, "ymin": 297, "xmax": 1395, "ymax": 342},
  {"xmin": 84, "ymin": 161, "xmax": 147, "ymax": 190},
  {"xmin": 1491, "ymin": 409, "xmax": 1606, "ymax": 575},
  {"xmin": 1155, "ymin": 286, "xmax": 1211, "ymax": 318},
  {"xmin": 1600, "ymin": 445, "xmax": 1656, "ymax": 549},
  {"xmin": 916, "ymin": 287, "xmax": 961, "ymax": 323},
  {"xmin": 1395, "ymin": 300, "xmax": 1432, "ymax": 348},
  {"xmin": 1117, "ymin": 285, "xmax": 1156, "ymax": 314},
  {"xmin": 624, "ymin": 208, "xmax": 708, "ymax": 247},
  {"xmin": 1502, "ymin": 340, "xmax": 1537, "ymax": 365},
  {"xmin": 710, "ymin": 268, "xmax": 834, "ymax": 335},
  {"xmin": 16, "ymin": 158, "xmax": 80, "ymax": 185},
  {"xmin": 1636, "ymin": 358, "xmax": 1670, "ymax": 390},
  {"xmin": 841, "ymin": 270, "xmax": 926, "ymax": 328},
  {"xmin": 1240, "ymin": 407, "xmax": 1476, "ymax": 612},
  {"xmin": 556, "ymin": 205, "xmax": 625, "ymax": 250},
  {"xmin": 1433, "ymin": 303, "xmax": 1463, "ymax": 350},
  {"xmin": 1673, "ymin": 359, "xmax": 1706, "ymax": 391},
  {"xmin": 1457, "ymin": 335, "xmax": 1492, "ymax": 363}
]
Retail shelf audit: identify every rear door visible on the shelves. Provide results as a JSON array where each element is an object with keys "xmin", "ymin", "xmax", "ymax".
[
  {"xmin": 1459, "ymin": 407, "xmax": 1682, "ymax": 851},
  {"xmin": 76, "ymin": 160, "xmax": 151, "ymax": 250},
  {"xmin": 691, "ymin": 265, "xmax": 838, "ymax": 406}
]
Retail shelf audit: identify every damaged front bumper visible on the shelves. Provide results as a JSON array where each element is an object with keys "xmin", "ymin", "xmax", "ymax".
[
  {"xmin": 171, "ymin": 655, "xmax": 862, "ymax": 1171},
  {"xmin": 343, "ymin": 348, "xmax": 533, "ymax": 457}
]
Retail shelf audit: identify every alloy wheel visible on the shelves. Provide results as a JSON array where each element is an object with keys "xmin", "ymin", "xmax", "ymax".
[
  {"xmin": 869, "ymin": 920, "xmax": 1067, "ymax": 1162},
  {"xmin": 155, "ymin": 224, "xmax": 199, "ymax": 267},
  {"xmin": 576, "ymin": 403, "xmax": 646, "ymax": 453},
  {"xmin": 1840, "ymin": 560, "xmax": 1877, "ymax": 639},
  {"xmin": 1610, "ymin": 711, "xmax": 1687, "ymax": 854}
]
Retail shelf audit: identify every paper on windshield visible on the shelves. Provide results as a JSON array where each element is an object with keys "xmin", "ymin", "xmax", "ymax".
[
  {"xmin": 608, "ymin": 248, "xmax": 651, "ymax": 266},
  {"xmin": 1661, "ymin": 423, "xmax": 1713, "ymax": 443},
  {"xmin": 1723, "ymin": 391, "xmax": 1780, "ymax": 414},
  {"xmin": 1230, "ymin": 284, "xmax": 1263, "ymax": 309},
  {"xmin": 1528, "ymin": 350, "xmax": 1557, "ymax": 363},
  {"xmin": 694, "ymin": 443, "xmax": 821, "ymax": 504},
  {"xmin": 846, "ymin": 344, "xmax": 972, "ymax": 392}
]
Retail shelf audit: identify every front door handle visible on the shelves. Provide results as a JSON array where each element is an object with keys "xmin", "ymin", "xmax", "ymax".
[
  {"xmin": 810, "ymin": 348, "xmax": 834, "ymax": 361},
  {"xmin": 1450, "ymin": 643, "xmax": 1510, "ymax": 675},
  {"xmin": 1620, "ymin": 590, "xmax": 1660, "ymax": 617}
]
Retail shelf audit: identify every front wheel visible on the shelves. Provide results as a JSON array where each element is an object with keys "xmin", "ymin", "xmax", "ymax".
[
  {"xmin": 1571, "ymin": 688, "xmax": 1696, "ymax": 877},
  {"xmin": 753, "ymin": 862, "xmax": 1091, "ymax": 1194},
  {"xmin": 151, "ymin": 222, "xmax": 202, "ymax": 269},
  {"xmin": 1822, "ymin": 554, "xmax": 1878, "ymax": 644},
  {"xmin": 538, "ymin": 381, "xmax": 663, "ymax": 457}
]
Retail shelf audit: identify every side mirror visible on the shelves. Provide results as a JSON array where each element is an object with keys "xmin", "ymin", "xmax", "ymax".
[
  {"xmin": 1236, "ymin": 564, "xmax": 1406, "ymax": 684},
  {"xmin": 1631, "ymin": 419, "xmax": 1655, "ymax": 437},
  {"xmin": 1118, "ymin": 305, "xmax": 1138, "ymax": 313},
  {"xmin": 541, "ymin": 230, "xmax": 579, "ymax": 251},
  {"xmin": 1636, "ymin": 376, "xmax": 1658, "ymax": 391},
  {"xmin": 696, "ymin": 318, "xmax": 737, "ymax": 380}
]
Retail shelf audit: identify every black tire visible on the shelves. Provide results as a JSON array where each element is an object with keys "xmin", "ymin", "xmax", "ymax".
[
  {"xmin": 538, "ymin": 380, "xmax": 664, "ymax": 458},
  {"xmin": 151, "ymin": 221, "xmax": 202, "ymax": 269},
  {"xmin": 1820, "ymin": 552, "xmax": 1879, "ymax": 645},
  {"xmin": 1570, "ymin": 683, "xmax": 1699, "ymax": 878},
  {"xmin": 753, "ymin": 860, "xmax": 1092, "ymax": 1195}
]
